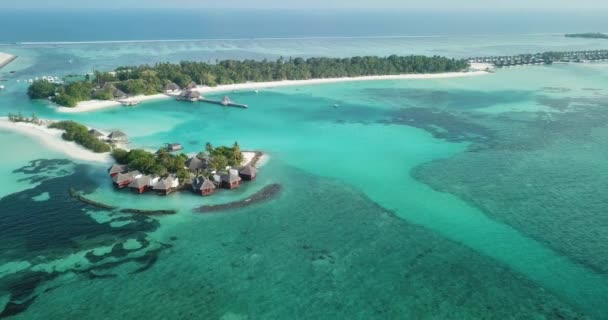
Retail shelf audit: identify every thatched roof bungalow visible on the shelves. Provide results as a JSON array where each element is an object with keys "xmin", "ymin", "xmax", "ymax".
[
  {"xmin": 185, "ymin": 157, "xmax": 206, "ymax": 173},
  {"xmin": 153, "ymin": 175, "xmax": 179, "ymax": 195},
  {"xmin": 192, "ymin": 177, "xmax": 216, "ymax": 196},
  {"xmin": 239, "ymin": 165, "xmax": 257, "ymax": 181},
  {"xmin": 128, "ymin": 175, "xmax": 160, "ymax": 194},
  {"xmin": 107, "ymin": 130, "xmax": 128, "ymax": 142},
  {"xmin": 107, "ymin": 164, "xmax": 128, "ymax": 177},
  {"xmin": 164, "ymin": 82, "xmax": 181, "ymax": 93},
  {"xmin": 221, "ymin": 173, "xmax": 241, "ymax": 189},
  {"xmin": 89, "ymin": 129, "xmax": 105, "ymax": 139},
  {"xmin": 177, "ymin": 90, "xmax": 201, "ymax": 102}
]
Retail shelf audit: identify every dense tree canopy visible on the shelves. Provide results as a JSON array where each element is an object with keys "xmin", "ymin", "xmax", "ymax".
[
  {"xmin": 27, "ymin": 55, "xmax": 470, "ymax": 107},
  {"xmin": 48, "ymin": 121, "xmax": 111, "ymax": 153}
]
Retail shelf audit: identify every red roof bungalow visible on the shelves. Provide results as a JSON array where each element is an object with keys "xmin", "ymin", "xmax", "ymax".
[
  {"xmin": 108, "ymin": 164, "xmax": 128, "ymax": 177},
  {"xmin": 153, "ymin": 175, "xmax": 179, "ymax": 196},
  {"xmin": 112, "ymin": 171, "xmax": 142, "ymax": 189},
  {"xmin": 192, "ymin": 177, "xmax": 216, "ymax": 196},
  {"xmin": 239, "ymin": 165, "xmax": 257, "ymax": 181},
  {"xmin": 221, "ymin": 174, "xmax": 242, "ymax": 189},
  {"xmin": 128, "ymin": 175, "xmax": 160, "ymax": 194}
]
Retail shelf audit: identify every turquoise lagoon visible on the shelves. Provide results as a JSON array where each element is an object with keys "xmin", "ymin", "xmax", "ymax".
[{"xmin": 1, "ymin": 36, "xmax": 608, "ymax": 319}]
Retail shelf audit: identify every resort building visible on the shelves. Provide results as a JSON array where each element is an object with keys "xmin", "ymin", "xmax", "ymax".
[
  {"xmin": 113, "ymin": 170, "xmax": 142, "ymax": 189},
  {"xmin": 167, "ymin": 143, "xmax": 183, "ymax": 152},
  {"xmin": 185, "ymin": 81, "xmax": 198, "ymax": 89},
  {"xmin": 89, "ymin": 129, "xmax": 105, "ymax": 139},
  {"xmin": 128, "ymin": 175, "xmax": 160, "ymax": 194},
  {"xmin": 186, "ymin": 156, "xmax": 207, "ymax": 173},
  {"xmin": 99, "ymin": 83, "xmax": 128, "ymax": 100},
  {"xmin": 164, "ymin": 82, "xmax": 181, "ymax": 93},
  {"xmin": 221, "ymin": 173, "xmax": 242, "ymax": 189},
  {"xmin": 107, "ymin": 130, "xmax": 128, "ymax": 143},
  {"xmin": 177, "ymin": 90, "xmax": 201, "ymax": 102},
  {"xmin": 239, "ymin": 165, "xmax": 257, "ymax": 181},
  {"xmin": 153, "ymin": 175, "xmax": 179, "ymax": 195},
  {"xmin": 192, "ymin": 176, "xmax": 216, "ymax": 196},
  {"xmin": 108, "ymin": 164, "xmax": 128, "ymax": 177}
]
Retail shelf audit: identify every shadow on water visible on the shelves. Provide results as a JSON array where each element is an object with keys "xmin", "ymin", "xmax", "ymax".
[{"xmin": 0, "ymin": 159, "xmax": 169, "ymax": 318}]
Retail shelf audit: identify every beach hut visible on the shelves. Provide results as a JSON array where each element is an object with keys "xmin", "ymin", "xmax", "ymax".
[
  {"xmin": 220, "ymin": 173, "xmax": 241, "ymax": 189},
  {"xmin": 89, "ymin": 129, "xmax": 105, "ymax": 139},
  {"xmin": 186, "ymin": 157, "xmax": 206, "ymax": 173},
  {"xmin": 128, "ymin": 175, "xmax": 159, "ymax": 194},
  {"xmin": 177, "ymin": 90, "xmax": 201, "ymax": 102},
  {"xmin": 167, "ymin": 143, "xmax": 183, "ymax": 152},
  {"xmin": 107, "ymin": 130, "xmax": 128, "ymax": 143},
  {"xmin": 164, "ymin": 82, "xmax": 181, "ymax": 93},
  {"xmin": 185, "ymin": 81, "xmax": 198, "ymax": 89},
  {"xmin": 107, "ymin": 164, "xmax": 128, "ymax": 177},
  {"xmin": 153, "ymin": 175, "xmax": 179, "ymax": 195},
  {"xmin": 100, "ymin": 83, "xmax": 128, "ymax": 100},
  {"xmin": 239, "ymin": 165, "xmax": 257, "ymax": 181},
  {"xmin": 192, "ymin": 177, "xmax": 216, "ymax": 196}
]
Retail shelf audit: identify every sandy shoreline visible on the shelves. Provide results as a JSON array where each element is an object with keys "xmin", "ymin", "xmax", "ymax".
[
  {"xmin": 58, "ymin": 70, "xmax": 489, "ymax": 114},
  {"xmin": 0, "ymin": 118, "xmax": 112, "ymax": 163},
  {"xmin": 0, "ymin": 52, "xmax": 17, "ymax": 69}
]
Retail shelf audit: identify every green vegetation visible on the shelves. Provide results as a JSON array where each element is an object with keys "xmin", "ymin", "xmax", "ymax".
[
  {"xmin": 112, "ymin": 142, "xmax": 244, "ymax": 181},
  {"xmin": 7, "ymin": 112, "xmax": 42, "ymax": 125},
  {"xmin": 48, "ymin": 121, "xmax": 112, "ymax": 153},
  {"xmin": 27, "ymin": 55, "xmax": 470, "ymax": 107},
  {"xmin": 27, "ymin": 80, "xmax": 57, "ymax": 99},
  {"xmin": 565, "ymin": 33, "xmax": 608, "ymax": 39},
  {"xmin": 205, "ymin": 142, "xmax": 244, "ymax": 171}
]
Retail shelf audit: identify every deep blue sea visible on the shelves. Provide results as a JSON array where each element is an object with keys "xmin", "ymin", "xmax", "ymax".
[{"xmin": 0, "ymin": 9, "xmax": 607, "ymax": 43}]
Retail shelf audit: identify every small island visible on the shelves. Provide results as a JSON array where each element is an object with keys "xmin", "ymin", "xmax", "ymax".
[
  {"xmin": 565, "ymin": 33, "xmax": 608, "ymax": 39},
  {"xmin": 26, "ymin": 55, "xmax": 471, "ymax": 108},
  {"xmin": 4, "ymin": 114, "xmax": 262, "ymax": 198},
  {"xmin": 109, "ymin": 142, "xmax": 259, "ymax": 197}
]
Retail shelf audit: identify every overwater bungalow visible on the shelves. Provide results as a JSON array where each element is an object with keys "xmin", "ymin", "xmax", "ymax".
[
  {"xmin": 177, "ymin": 90, "xmax": 201, "ymax": 102},
  {"xmin": 192, "ymin": 176, "xmax": 216, "ymax": 196},
  {"xmin": 89, "ymin": 129, "xmax": 105, "ymax": 139},
  {"xmin": 186, "ymin": 156, "xmax": 207, "ymax": 173},
  {"xmin": 113, "ymin": 170, "xmax": 142, "ymax": 189},
  {"xmin": 164, "ymin": 82, "xmax": 181, "ymax": 93},
  {"xmin": 167, "ymin": 143, "xmax": 183, "ymax": 152},
  {"xmin": 128, "ymin": 175, "xmax": 160, "ymax": 194},
  {"xmin": 239, "ymin": 165, "xmax": 257, "ymax": 181},
  {"xmin": 221, "ymin": 173, "xmax": 242, "ymax": 189},
  {"xmin": 153, "ymin": 175, "xmax": 179, "ymax": 195},
  {"xmin": 108, "ymin": 164, "xmax": 128, "ymax": 177},
  {"xmin": 107, "ymin": 130, "xmax": 128, "ymax": 143}
]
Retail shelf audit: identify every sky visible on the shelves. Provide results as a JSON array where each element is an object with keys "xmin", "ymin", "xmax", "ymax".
[{"xmin": 1, "ymin": 0, "xmax": 607, "ymax": 9}]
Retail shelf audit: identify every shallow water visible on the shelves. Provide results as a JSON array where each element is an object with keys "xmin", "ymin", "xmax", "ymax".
[{"xmin": 1, "ymin": 36, "xmax": 608, "ymax": 319}]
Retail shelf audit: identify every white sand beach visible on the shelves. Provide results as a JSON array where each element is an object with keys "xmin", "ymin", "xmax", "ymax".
[
  {"xmin": 0, "ymin": 118, "xmax": 112, "ymax": 163},
  {"xmin": 0, "ymin": 52, "xmax": 17, "ymax": 68},
  {"xmin": 57, "ymin": 70, "xmax": 490, "ymax": 114},
  {"xmin": 241, "ymin": 151, "xmax": 268, "ymax": 168}
]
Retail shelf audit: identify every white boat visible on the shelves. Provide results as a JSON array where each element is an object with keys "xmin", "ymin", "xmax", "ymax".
[{"xmin": 0, "ymin": 85, "xmax": 5, "ymax": 90}]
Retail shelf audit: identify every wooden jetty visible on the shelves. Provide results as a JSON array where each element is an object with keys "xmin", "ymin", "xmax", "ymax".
[{"xmin": 200, "ymin": 96, "xmax": 248, "ymax": 109}]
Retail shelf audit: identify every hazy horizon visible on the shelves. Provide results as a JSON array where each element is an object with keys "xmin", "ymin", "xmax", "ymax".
[{"xmin": 1, "ymin": 0, "xmax": 608, "ymax": 9}]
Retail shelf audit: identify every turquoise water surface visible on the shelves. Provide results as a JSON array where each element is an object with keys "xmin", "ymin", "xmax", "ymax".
[{"xmin": 1, "ymin": 31, "xmax": 608, "ymax": 319}]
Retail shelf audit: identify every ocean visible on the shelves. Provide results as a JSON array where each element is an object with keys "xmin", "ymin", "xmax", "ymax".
[{"xmin": 1, "ymin": 9, "xmax": 608, "ymax": 319}]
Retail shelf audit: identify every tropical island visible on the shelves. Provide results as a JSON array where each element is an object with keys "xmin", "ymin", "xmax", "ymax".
[
  {"xmin": 109, "ymin": 142, "xmax": 258, "ymax": 197},
  {"xmin": 4, "ymin": 114, "xmax": 261, "ymax": 197},
  {"xmin": 26, "ymin": 55, "xmax": 471, "ymax": 108},
  {"xmin": 565, "ymin": 33, "xmax": 608, "ymax": 39}
]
